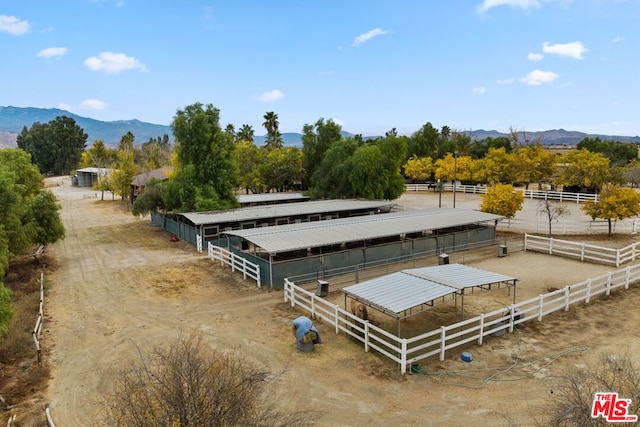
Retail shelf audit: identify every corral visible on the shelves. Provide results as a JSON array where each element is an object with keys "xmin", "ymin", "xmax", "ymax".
[{"xmin": 220, "ymin": 208, "xmax": 503, "ymax": 287}]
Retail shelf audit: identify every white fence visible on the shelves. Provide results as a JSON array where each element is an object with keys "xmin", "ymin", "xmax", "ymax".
[
  {"xmin": 208, "ymin": 243, "xmax": 261, "ymax": 287},
  {"xmin": 32, "ymin": 271, "xmax": 44, "ymax": 363},
  {"xmin": 498, "ymin": 217, "xmax": 639, "ymax": 235},
  {"xmin": 405, "ymin": 184, "xmax": 598, "ymax": 203},
  {"xmin": 524, "ymin": 234, "xmax": 640, "ymax": 267},
  {"xmin": 284, "ymin": 263, "xmax": 640, "ymax": 374}
]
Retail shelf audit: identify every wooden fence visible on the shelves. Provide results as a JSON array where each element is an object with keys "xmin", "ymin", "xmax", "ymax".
[
  {"xmin": 405, "ymin": 183, "xmax": 598, "ymax": 203},
  {"xmin": 524, "ymin": 234, "xmax": 640, "ymax": 267},
  {"xmin": 208, "ymin": 243, "xmax": 261, "ymax": 287},
  {"xmin": 284, "ymin": 263, "xmax": 640, "ymax": 374}
]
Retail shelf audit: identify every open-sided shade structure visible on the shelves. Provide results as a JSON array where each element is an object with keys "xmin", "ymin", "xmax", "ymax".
[{"xmin": 342, "ymin": 263, "xmax": 518, "ymax": 333}]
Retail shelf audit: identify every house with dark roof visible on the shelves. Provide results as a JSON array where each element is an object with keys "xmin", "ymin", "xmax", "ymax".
[{"xmin": 130, "ymin": 167, "xmax": 172, "ymax": 201}]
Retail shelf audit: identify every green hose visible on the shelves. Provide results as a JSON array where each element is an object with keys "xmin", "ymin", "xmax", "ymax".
[{"xmin": 410, "ymin": 329, "xmax": 589, "ymax": 389}]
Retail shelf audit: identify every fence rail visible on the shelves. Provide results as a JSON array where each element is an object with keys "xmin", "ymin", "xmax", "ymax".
[
  {"xmin": 208, "ymin": 243, "xmax": 261, "ymax": 287},
  {"xmin": 32, "ymin": 271, "xmax": 44, "ymax": 363},
  {"xmin": 405, "ymin": 184, "xmax": 598, "ymax": 203},
  {"xmin": 524, "ymin": 234, "xmax": 640, "ymax": 267},
  {"xmin": 284, "ymin": 263, "xmax": 640, "ymax": 374}
]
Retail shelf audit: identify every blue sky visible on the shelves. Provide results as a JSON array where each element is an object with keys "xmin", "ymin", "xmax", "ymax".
[{"xmin": 1, "ymin": 0, "xmax": 639, "ymax": 137}]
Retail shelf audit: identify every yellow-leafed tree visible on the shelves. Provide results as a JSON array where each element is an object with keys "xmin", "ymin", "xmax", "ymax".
[
  {"xmin": 480, "ymin": 184, "xmax": 524, "ymax": 219},
  {"xmin": 582, "ymin": 185, "xmax": 640, "ymax": 235},
  {"xmin": 403, "ymin": 156, "xmax": 434, "ymax": 182}
]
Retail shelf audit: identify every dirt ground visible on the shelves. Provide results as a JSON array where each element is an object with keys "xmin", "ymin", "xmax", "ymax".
[{"xmin": 30, "ymin": 183, "xmax": 640, "ymax": 426}]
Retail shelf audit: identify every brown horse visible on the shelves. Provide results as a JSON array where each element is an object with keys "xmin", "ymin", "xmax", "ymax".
[{"xmin": 350, "ymin": 300, "xmax": 369, "ymax": 321}]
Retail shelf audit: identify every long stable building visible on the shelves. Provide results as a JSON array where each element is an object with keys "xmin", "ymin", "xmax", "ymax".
[
  {"xmin": 151, "ymin": 199, "xmax": 396, "ymax": 247},
  {"xmin": 221, "ymin": 208, "xmax": 504, "ymax": 288}
]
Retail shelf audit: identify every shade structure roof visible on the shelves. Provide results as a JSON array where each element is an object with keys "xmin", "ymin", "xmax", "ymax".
[
  {"xmin": 342, "ymin": 263, "xmax": 517, "ymax": 319},
  {"xmin": 179, "ymin": 199, "xmax": 395, "ymax": 226},
  {"xmin": 224, "ymin": 209, "xmax": 503, "ymax": 254}
]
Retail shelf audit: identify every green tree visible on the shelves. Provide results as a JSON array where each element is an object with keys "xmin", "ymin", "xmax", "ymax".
[
  {"xmin": 480, "ymin": 184, "xmax": 524, "ymax": 219},
  {"xmin": 309, "ymin": 138, "xmax": 360, "ymax": 199},
  {"xmin": 577, "ymin": 137, "xmax": 638, "ymax": 167},
  {"xmin": 17, "ymin": 116, "xmax": 87, "ymax": 175},
  {"xmin": 406, "ymin": 122, "xmax": 440, "ymax": 160},
  {"xmin": 170, "ymin": 103, "xmax": 238, "ymax": 211},
  {"xmin": 81, "ymin": 140, "xmax": 118, "ymax": 169},
  {"xmin": 236, "ymin": 141, "xmax": 265, "ymax": 194},
  {"xmin": 236, "ymin": 124, "xmax": 254, "ymax": 143},
  {"xmin": 259, "ymin": 147, "xmax": 304, "ymax": 192},
  {"xmin": 132, "ymin": 178, "xmax": 164, "ymax": 217},
  {"xmin": 559, "ymin": 149, "xmax": 611, "ymax": 191},
  {"xmin": 301, "ymin": 118, "xmax": 344, "ymax": 188},
  {"xmin": 262, "ymin": 111, "xmax": 283, "ymax": 151},
  {"xmin": 139, "ymin": 135, "xmax": 172, "ymax": 172},
  {"xmin": 582, "ymin": 185, "xmax": 640, "ymax": 235},
  {"xmin": 30, "ymin": 190, "xmax": 65, "ymax": 245},
  {"xmin": 403, "ymin": 156, "xmax": 434, "ymax": 181},
  {"xmin": 0, "ymin": 284, "xmax": 14, "ymax": 336},
  {"xmin": 109, "ymin": 150, "xmax": 138, "ymax": 202},
  {"xmin": 469, "ymin": 136, "xmax": 512, "ymax": 159}
]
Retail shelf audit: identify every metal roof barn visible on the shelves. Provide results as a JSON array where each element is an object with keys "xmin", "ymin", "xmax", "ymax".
[
  {"xmin": 180, "ymin": 199, "xmax": 395, "ymax": 226},
  {"xmin": 237, "ymin": 193, "xmax": 310, "ymax": 206},
  {"xmin": 342, "ymin": 263, "xmax": 518, "ymax": 334},
  {"xmin": 224, "ymin": 209, "xmax": 502, "ymax": 254}
]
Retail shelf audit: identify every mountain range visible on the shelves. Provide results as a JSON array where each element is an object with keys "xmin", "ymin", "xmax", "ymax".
[{"xmin": 0, "ymin": 105, "xmax": 639, "ymax": 149}]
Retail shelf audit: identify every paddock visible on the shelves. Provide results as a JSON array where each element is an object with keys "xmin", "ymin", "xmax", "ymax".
[{"xmin": 341, "ymin": 263, "xmax": 518, "ymax": 335}]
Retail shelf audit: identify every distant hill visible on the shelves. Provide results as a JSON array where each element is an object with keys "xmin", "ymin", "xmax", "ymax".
[
  {"xmin": 0, "ymin": 106, "xmax": 172, "ymax": 147},
  {"xmin": 1, "ymin": 106, "xmax": 639, "ymax": 149}
]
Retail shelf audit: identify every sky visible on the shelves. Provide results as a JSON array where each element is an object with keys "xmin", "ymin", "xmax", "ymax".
[{"xmin": 1, "ymin": 0, "xmax": 640, "ymax": 137}]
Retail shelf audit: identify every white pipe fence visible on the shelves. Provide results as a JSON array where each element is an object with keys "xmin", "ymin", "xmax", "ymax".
[
  {"xmin": 208, "ymin": 243, "xmax": 261, "ymax": 287},
  {"xmin": 284, "ymin": 263, "xmax": 640, "ymax": 374},
  {"xmin": 32, "ymin": 271, "xmax": 44, "ymax": 363},
  {"xmin": 405, "ymin": 183, "xmax": 598, "ymax": 203},
  {"xmin": 524, "ymin": 234, "xmax": 640, "ymax": 267}
]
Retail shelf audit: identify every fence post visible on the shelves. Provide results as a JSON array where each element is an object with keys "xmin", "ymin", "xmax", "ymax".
[
  {"xmin": 586, "ymin": 279, "xmax": 591, "ymax": 304},
  {"xmin": 478, "ymin": 313, "xmax": 485, "ymax": 345},
  {"xmin": 290, "ymin": 284, "xmax": 296, "ymax": 308},
  {"xmin": 633, "ymin": 243, "xmax": 638, "ymax": 262},
  {"xmin": 508, "ymin": 305, "xmax": 515, "ymax": 333},
  {"xmin": 242, "ymin": 257, "xmax": 247, "ymax": 279},
  {"xmin": 364, "ymin": 321, "xmax": 370, "ymax": 352},
  {"xmin": 626, "ymin": 267, "xmax": 631, "ymax": 289},
  {"xmin": 311, "ymin": 295, "xmax": 316, "ymax": 318},
  {"xmin": 334, "ymin": 305, "xmax": 339, "ymax": 334},
  {"xmin": 401, "ymin": 338, "xmax": 407, "ymax": 375},
  {"xmin": 439, "ymin": 326, "xmax": 446, "ymax": 361},
  {"xmin": 564, "ymin": 286, "xmax": 571, "ymax": 311},
  {"xmin": 606, "ymin": 272, "xmax": 612, "ymax": 296},
  {"xmin": 616, "ymin": 250, "xmax": 621, "ymax": 268},
  {"xmin": 283, "ymin": 279, "xmax": 289, "ymax": 302},
  {"xmin": 549, "ymin": 238, "xmax": 554, "ymax": 255},
  {"xmin": 581, "ymin": 243, "xmax": 585, "ymax": 262}
]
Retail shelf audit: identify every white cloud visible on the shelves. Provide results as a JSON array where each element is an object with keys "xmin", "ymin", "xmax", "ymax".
[
  {"xmin": 0, "ymin": 15, "xmax": 30, "ymax": 35},
  {"xmin": 612, "ymin": 35, "xmax": 624, "ymax": 43},
  {"xmin": 520, "ymin": 69, "xmax": 559, "ymax": 85},
  {"xmin": 477, "ymin": 0, "xmax": 540, "ymax": 13},
  {"xmin": 473, "ymin": 86, "xmax": 487, "ymax": 94},
  {"xmin": 542, "ymin": 41, "xmax": 588, "ymax": 59},
  {"xmin": 37, "ymin": 47, "xmax": 68, "ymax": 58},
  {"xmin": 353, "ymin": 28, "xmax": 390, "ymax": 47},
  {"xmin": 528, "ymin": 52, "xmax": 544, "ymax": 61},
  {"xmin": 57, "ymin": 103, "xmax": 72, "ymax": 112},
  {"xmin": 497, "ymin": 78, "xmax": 514, "ymax": 84},
  {"xmin": 80, "ymin": 99, "xmax": 108, "ymax": 110},
  {"xmin": 258, "ymin": 89, "xmax": 284, "ymax": 102},
  {"xmin": 83, "ymin": 51, "xmax": 148, "ymax": 73}
]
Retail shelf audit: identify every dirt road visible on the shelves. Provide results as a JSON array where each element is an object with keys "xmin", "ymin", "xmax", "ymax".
[{"xmin": 44, "ymin": 182, "xmax": 640, "ymax": 426}]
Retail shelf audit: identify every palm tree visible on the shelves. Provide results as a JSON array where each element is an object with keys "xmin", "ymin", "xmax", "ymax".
[
  {"xmin": 237, "ymin": 124, "xmax": 254, "ymax": 143},
  {"xmin": 225, "ymin": 124, "xmax": 235, "ymax": 140},
  {"xmin": 262, "ymin": 111, "xmax": 279, "ymax": 137}
]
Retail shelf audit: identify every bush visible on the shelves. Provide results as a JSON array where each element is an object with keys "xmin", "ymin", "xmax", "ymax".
[{"xmin": 98, "ymin": 332, "xmax": 320, "ymax": 426}]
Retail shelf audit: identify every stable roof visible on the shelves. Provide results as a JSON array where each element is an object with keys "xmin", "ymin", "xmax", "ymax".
[
  {"xmin": 237, "ymin": 193, "xmax": 310, "ymax": 205},
  {"xmin": 342, "ymin": 263, "xmax": 517, "ymax": 320},
  {"xmin": 179, "ymin": 199, "xmax": 394, "ymax": 226},
  {"xmin": 224, "ymin": 209, "xmax": 502, "ymax": 254}
]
